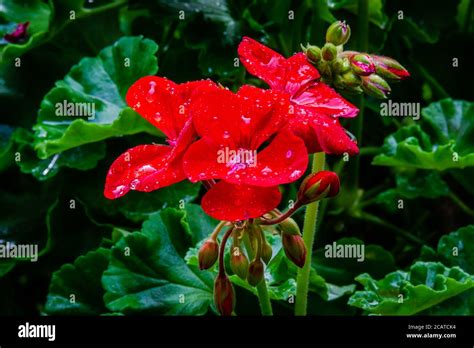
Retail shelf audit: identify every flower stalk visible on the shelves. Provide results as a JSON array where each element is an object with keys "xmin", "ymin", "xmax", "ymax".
[{"xmin": 295, "ymin": 152, "xmax": 326, "ymax": 315}]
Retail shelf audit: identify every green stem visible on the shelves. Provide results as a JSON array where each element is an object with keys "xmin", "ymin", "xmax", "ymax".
[
  {"xmin": 348, "ymin": 0, "xmax": 369, "ymax": 192},
  {"xmin": 448, "ymin": 192, "xmax": 474, "ymax": 217},
  {"xmin": 295, "ymin": 152, "xmax": 325, "ymax": 315},
  {"xmin": 243, "ymin": 234, "xmax": 273, "ymax": 316},
  {"xmin": 359, "ymin": 146, "xmax": 381, "ymax": 156}
]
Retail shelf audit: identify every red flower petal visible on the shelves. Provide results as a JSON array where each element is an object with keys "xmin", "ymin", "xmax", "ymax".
[
  {"xmin": 292, "ymin": 82, "xmax": 359, "ymax": 118},
  {"xmin": 289, "ymin": 109, "xmax": 359, "ymax": 155},
  {"xmin": 183, "ymin": 129, "xmax": 308, "ymax": 186},
  {"xmin": 126, "ymin": 76, "xmax": 215, "ymax": 140},
  {"xmin": 238, "ymin": 37, "xmax": 319, "ymax": 95},
  {"xmin": 201, "ymin": 181, "xmax": 281, "ymax": 221},
  {"xmin": 191, "ymin": 84, "xmax": 288, "ymax": 149},
  {"xmin": 104, "ymin": 144, "xmax": 186, "ymax": 199}
]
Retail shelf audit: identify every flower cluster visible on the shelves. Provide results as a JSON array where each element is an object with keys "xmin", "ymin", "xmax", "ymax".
[
  {"xmin": 104, "ymin": 32, "xmax": 359, "ymax": 315},
  {"xmin": 302, "ymin": 21, "xmax": 410, "ymax": 98}
]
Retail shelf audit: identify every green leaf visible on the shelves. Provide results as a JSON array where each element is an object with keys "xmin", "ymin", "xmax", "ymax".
[
  {"xmin": 423, "ymin": 99, "xmax": 474, "ymax": 156},
  {"xmin": 327, "ymin": 0, "xmax": 388, "ymax": 29},
  {"xmin": 0, "ymin": 0, "xmax": 53, "ymax": 65},
  {"xmin": 375, "ymin": 170, "xmax": 449, "ymax": 211},
  {"xmin": 373, "ymin": 99, "xmax": 474, "ymax": 170},
  {"xmin": 348, "ymin": 262, "xmax": 474, "ymax": 315},
  {"xmin": 0, "ymin": 124, "xmax": 15, "ymax": 171},
  {"xmin": 102, "ymin": 208, "xmax": 214, "ymax": 315},
  {"xmin": 437, "ymin": 225, "xmax": 474, "ymax": 274},
  {"xmin": 13, "ymin": 128, "xmax": 105, "ymax": 180},
  {"xmin": 313, "ymin": 237, "xmax": 397, "ymax": 285},
  {"xmin": 156, "ymin": 0, "xmax": 239, "ymax": 44},
  {"xmin": 44, "ymin": 248, "xmax": 110, "ymax": 315},
  {"xmin": 32, "ymin": 36, "xmax": 160, "ymax": 158}
]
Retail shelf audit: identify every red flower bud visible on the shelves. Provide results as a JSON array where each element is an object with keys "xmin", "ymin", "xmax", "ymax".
[
  {"xmin": 350, "ymin": 54, "xmax": 375, "ymax": 76},
  {"xmin": 297, "ymin": 171, "xmax": 340, "ymax": 205},
  {"xmin": 326, "ymin": 20, "xmax": 351, "ymax": 46},
  {"xmin": 372, "ymin": 55, "xmax": 410, "ymax": 81},
  {"xmin": 198, "ymin": 239, "xmax": 218, "ymax": 270},
  {"xmin": 4, "ymin": 22, "xmax": 29, "ymax": 43},
  {"xmin": 214, "ymin": 275, "xmax": 235, "ymax": 316},
  {"xmin": 230, "ymin": 246, "xmax": 249, "ymax": 280},
  {"xmin": 247, "ymin": 259, "xmax": 264, "ymax": 286},
  {"xmin": 361, "ymin": 74, "xmax": 391, "ymax": 99},
  {"xmin": 282, "ymin": 233, "xmax": 307, "ymax": 268}
]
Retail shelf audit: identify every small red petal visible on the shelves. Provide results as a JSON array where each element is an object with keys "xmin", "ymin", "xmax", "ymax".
[
  {"xmin": 104, "ymin": 144, "xmax": 186, "ymax": 199},
  {"xmin": 201, "ymin": 181, "xmax": 281, "ymax": 221},
  {"xmin": 290, "ymin": 109, "xmax": 359, "ymax": 155},
  {"xmin": 238, "ymin": 37, "xmax": 319, "ymax": 95},
  {"xmin": 292, "ymin": 82, "xmax": 359, "ymax": 118}
]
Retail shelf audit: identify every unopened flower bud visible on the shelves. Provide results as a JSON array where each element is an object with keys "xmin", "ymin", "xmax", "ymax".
[
  {"xmin": 198, "ymin": 239, "xmax": 218, "ymax": 270},
  {"xmin": 230, "ymin": 246, "xmax": 249, "ymax": 280},
  {"xmin": 261, "ymin": 241, "xmax": 273, "ymax": 264},
  {"xmin": 303, "ymin": 44, "xmax": 322, "ymax": 63},
  {"xmin": 331, "ymin": 57, "xmax": 350, "ymax": 74},
  {"xmin": 361, "ymin": 74, "xmax": 391, "ymax": 99},
  {"xmin": 322, "ymin": 43, "xmax": 338, "ymax": 61},
  {"xmin": 350, "ymin": 54, "xmax": 375, "ymax": 76},
  {"xmin": 279, "ymin": 218, "xmax": 301, "ymax": 236},
  {"xmin": 326, "ymin": 20, "xmax": 351, "ymax": 46},
  {"xmin": 297, "ymin": 171, "xmax": 340, "ymax": 205},
  {"xmin": 281, "ymin": 233, "xmax": 306, "ymax": 268},
  {"xmin": 247, "ymin": 258, "xmax": 264, "ymax": 286},
  {"xmin": 372, "ymin": 55, "xmax": 410, "ymax": 81},
  {"xmin": 214, "ymin": 275, "xmax": 235, "ymax": 316},
  {"xmin": 341, "ymin": 71, "xmax": 361, "ymax": 87}
]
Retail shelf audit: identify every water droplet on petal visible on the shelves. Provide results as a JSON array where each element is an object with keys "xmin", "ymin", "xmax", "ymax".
[{"xmin": 261, "ymin": 166, "xmax": 273, "ymax": 175}]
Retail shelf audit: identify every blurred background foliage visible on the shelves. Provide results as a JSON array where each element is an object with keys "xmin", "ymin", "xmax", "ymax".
[{"xmin": 0, "ymin": 0, "xmax": 473, "ymax": 315}]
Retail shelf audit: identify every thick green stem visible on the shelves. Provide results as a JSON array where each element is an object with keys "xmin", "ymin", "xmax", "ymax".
[
  {"xmin": 295, "ymin": 152, "xmax": 326, "ymax": 315},
  {"xmin": 243, "ymin": 234, "xmax": 273, "ymax": 316},
  {"xmin": 348, "ymin": 0, "xmax": 369, "ymax": 192}
]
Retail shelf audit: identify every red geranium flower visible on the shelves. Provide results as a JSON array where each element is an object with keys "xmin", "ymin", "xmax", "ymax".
[
  {"xmin": 104, "ymin": 76, "xmax": 214, "ymax": 199},
  {"xmin": 183, "ymin": 84, "xmax": 308, "ymax": 221},
  {"xmin": 238, "ymin": 37, "xmax": 359, "ymax": 155}
]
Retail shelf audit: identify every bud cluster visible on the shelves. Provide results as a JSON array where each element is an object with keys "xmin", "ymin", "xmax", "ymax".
[
  {"xmin": 199, "ymin": 170, "xmax": 341, "ymax": 316},
  {"xmin": 302, "ymin": 20, "xmax": 409, "ymax": 98}
]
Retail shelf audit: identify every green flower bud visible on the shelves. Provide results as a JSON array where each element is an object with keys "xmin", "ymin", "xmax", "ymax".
[
  {"xmin": 322, "ymin": 43, "xmax": 338, "ymax": 61},
  {"xmin": 230, "ymin": 246, "xmax": 249, "ymax": 280},
  {"xmin": 279, "ymin": 218, "xmax": 301, "ymax": 236},
  {"xmin": 303, "ymin": 44, "xmax": 322, "ymax": 63},
  {"xmin": 326, "ymin": 20, "xmax": 351, "ymax": 46},
  {"xmin": 261, "ymin": 241, "xmax": 273, "ymax": 264},
  {"xmin": 198, "ymin": 238, "xmax": 218, "ymax": 270},
  {"xmin": 341, "ymin": 71, "xmax": 361, "ymax": 87},
  {"xmin": 361, "ymin": 74, "xmax": 391, "ymax": 99},
  {"xmin": 247, "ymin": 258, "xmax": 264, "ymax": 286}
]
